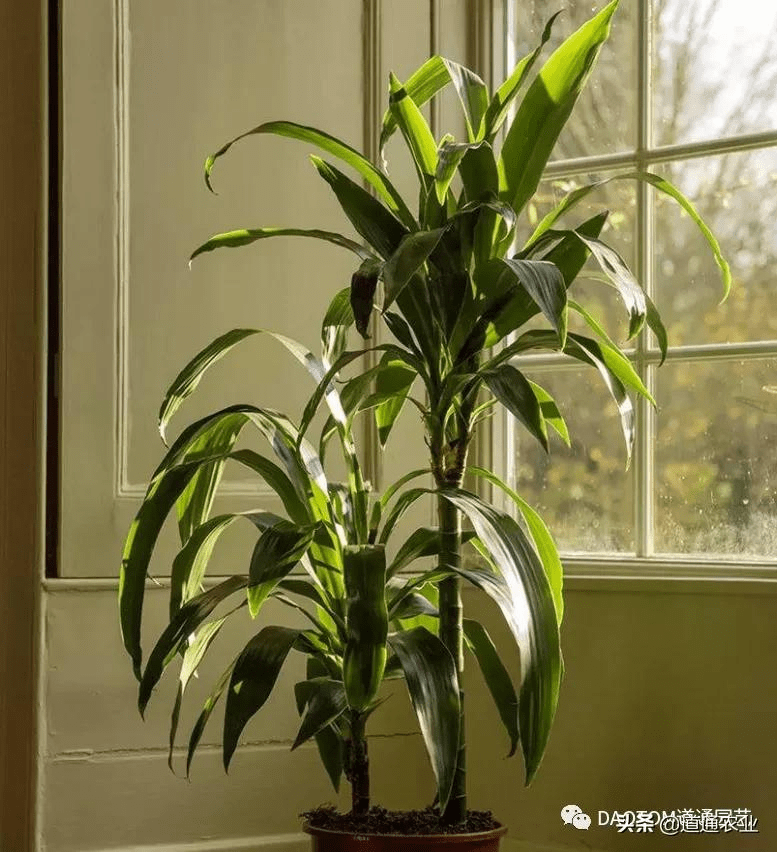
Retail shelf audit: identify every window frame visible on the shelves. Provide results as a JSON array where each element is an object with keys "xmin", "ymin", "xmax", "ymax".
[{"xmin": 491, "ymin": 0, "xmax": 777, "ymax": 582}]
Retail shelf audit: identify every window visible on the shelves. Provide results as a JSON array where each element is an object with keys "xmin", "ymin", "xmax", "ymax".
[{"xmin": 497, "ymin": 0, "xmax": 777, "ymax": 571}]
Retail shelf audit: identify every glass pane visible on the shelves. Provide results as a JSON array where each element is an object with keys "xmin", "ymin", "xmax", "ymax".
[
  {"xmin": 653, "ymin": 0, "xmax": 777, "ymax": 146},
  {"xmin": 522, "ymin": 176, "xmax": 637, "ymax": 346},
  {"xmin": 508, "ymin": 1, "xmax": 637, "ymax": 159},
  {"xmin": 513, "ymin": 367, "xmax": 635, "ymax": 553},
  {"xmin": 652, "ymin": 149, "xmax": 777, "ymax": 346},
  {"xmin": 655, "ymin": 358, "xmax": 777, "ymax": 558}
]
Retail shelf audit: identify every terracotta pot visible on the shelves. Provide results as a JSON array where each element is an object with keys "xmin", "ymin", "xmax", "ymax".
[{"xmin": 303, "ymin": 822, "xmax": 507, "ymax": 852}]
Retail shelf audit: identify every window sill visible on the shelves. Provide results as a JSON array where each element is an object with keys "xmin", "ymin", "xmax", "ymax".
[{"xmin": 561, "ymin": 555, "xmax": 777, "ymax": 594}]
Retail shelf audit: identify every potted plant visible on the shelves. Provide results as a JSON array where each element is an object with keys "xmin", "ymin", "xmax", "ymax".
[{"xmin": 119, "ymin": 1, "xmax": 729, "ymax": 848}]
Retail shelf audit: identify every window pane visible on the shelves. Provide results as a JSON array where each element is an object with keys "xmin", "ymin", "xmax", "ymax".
[
  {"xmin": 523, "ymin": 177, "xmax": 638, "ymax": 346},
  {"xmin": 513, "ymin": 367, "xmax": 634, "ymax": 553},
  {"xmin": 508, "ymin": 1, "xmax": 637, "ymax": 160},
  {"xmin": 652, "ymin": 149, "xmax": 777, "ymax": 347},
  {"xmin": 653, "ymin": 0, "xmax": 777, "ymax": 146},
  {"xmin": 655, "ymin": 358, "xmax": 777, "ymax": 557}
]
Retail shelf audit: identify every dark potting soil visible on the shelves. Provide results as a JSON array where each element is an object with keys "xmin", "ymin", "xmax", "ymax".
[{"xmin": 302, "ymin": 805, "xmax": 501, "ymax": 836}]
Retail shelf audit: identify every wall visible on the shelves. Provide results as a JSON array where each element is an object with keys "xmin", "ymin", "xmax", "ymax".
[
  {"xmin": 465, "ymin": 579, "xmax": 777, "ymax": 851},
  {"xmin": 0, "ymin": 0, "xmax": 44, "ymax": 849},
  {"xmin": 3, "ymin": 2, "xmax": 776, "ymax": 852},
  {"xmin": 41, "ymin": 2, "xmax": 464, "ymax": 851}
]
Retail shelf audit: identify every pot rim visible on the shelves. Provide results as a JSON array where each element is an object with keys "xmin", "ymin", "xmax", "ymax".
[{"xmin": 302, "ymin": 821, "xmax": 508, "ymax": 843}]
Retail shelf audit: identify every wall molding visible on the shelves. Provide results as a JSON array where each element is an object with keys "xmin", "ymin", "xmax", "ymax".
[
  {"xmin": 504, "ymin": 840, "xmax": 605, "ymax": 852},
  {"xmin": 82, "ymin": 832, "xmax": 307, "ymax": 852},
  {"xmin": 111, "ymin": 0, "xmax": 273, "ymax": 502},
  {"xmin": 79, "ymin": 833, "xmax": 605, "ymax": 852},
  {"xmin": 360, "ymin": 0, "xmax": 383, "ymax": 490},
  {"xmin": 114, "ymin": 0, "xmax": 131, "ymax": 497},
  {"xmin": 43, "ymin": 564, "xmax": 777, "ymax": 595}
]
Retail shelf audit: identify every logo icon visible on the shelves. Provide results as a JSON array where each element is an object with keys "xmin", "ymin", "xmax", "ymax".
[{"xmin": 561, "ymin": 805, "xmax": 591, "ymax": 830}]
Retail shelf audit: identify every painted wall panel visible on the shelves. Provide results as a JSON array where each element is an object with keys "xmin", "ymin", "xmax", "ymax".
[{"xmin": 45, "ymin": 590, "xmax": 419, "ymax": 757}]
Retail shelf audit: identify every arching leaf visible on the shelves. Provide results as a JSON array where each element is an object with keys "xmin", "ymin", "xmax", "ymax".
[
  {"xmin": 189, "ymin": 227, "xmax": 373, "ymax": 264},
  {"xmin": 204, "ymin": 120, "xmax": 414, "ymax": 226},
  {"xmin": 463, "ymin": 618, "xmax": 519, "ymax": 757},
  {"xmin": 223, "ymin": 626, "xmax": 301, "ymax": 770},
  {"xmin": 388, "ymin": 627, "xmax": 460, "ymax": 809}
]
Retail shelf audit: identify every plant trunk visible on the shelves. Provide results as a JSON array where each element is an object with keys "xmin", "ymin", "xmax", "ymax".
[
  {"xmin": 437, "ymin": 484, "xmax": 467, "ymax": 825},
  {"xmin": 349, "ymin": 712, "xmax": 370, "ymax": 816}
]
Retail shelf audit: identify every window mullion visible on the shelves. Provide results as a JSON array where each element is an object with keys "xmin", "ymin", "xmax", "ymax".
[{"xmin": 634, "ymin": 0, "xmax": 653, "ymax": 558}]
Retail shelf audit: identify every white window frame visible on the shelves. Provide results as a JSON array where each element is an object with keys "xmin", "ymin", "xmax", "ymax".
[{"xmin": 488, "ymin": 0, "xmax": 777, "ymax": 584}]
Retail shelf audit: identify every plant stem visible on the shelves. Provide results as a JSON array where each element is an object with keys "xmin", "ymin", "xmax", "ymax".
[
  {"xmin": 349, "ymin": 711, "xmax": 370, "ymax": 816},
  {"xmin": 437, "ymin": 474, "xmax": 466, "ymax": 825}
]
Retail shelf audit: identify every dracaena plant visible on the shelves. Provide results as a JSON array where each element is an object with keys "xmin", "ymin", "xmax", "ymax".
[
  {"xmin": 122, "ymin": 0, "xmax": 731, "ymax": 832},
  {"xmin": 118, "ymin": 322, "xmax": 470, "ymax": 815}
]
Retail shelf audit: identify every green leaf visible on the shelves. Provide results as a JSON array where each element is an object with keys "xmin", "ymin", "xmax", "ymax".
[
  {"xmin": 372, "ymin": 468, "xmax": 430, "ymax": 533},
  {"xmin": 120, "ymin": 460, "xmax": 203, "ymax": 679},
  {"xmin": 292, "ymin": 679, "xmax": 348, "ymax": 750},
  {"xmin": 379, "ymin": 57, "xmax": 451, "ymax": 157},
  {"xmin": 389, "ymin": 585, "xmax": 439, "ymax": 620},
  {"xmin": 480, "ymin": 213, "xmax": 608, "ymax": 350},
  {"xmin": 247, "ymin": 522, "xmax": 317, "ymax": 619},
  {"xmin": 435, "ymin": 140, "xmax": 486, "ymax": 205},
  {"xmin": 442, "ymin": 59, "xmax": 489, "ymax": 141},
  {"xmin": 189, "ymin": 227, "xmax": 373, "ymax": 264},
  {"xmin": 382, "ymin": 229, "xmax": 447, "ymax": 310},
  {"xmin": 458, "ymin": 143, "xmax": 499, "ymax": 202},
  {"xmin": 483, "ymin": 329, "xmax": 562, "ymax": 371},
  {"xmin": 223, "ymin": 626, "xmax": 301, "ymax": 770},
  {"xmin": 321, "ymin": 287, "xmax": 354, "ymax": 364},
  {"xmin": 379, "ymin": 57, "xmax": 488, "ymax": 154},
  {"xmin": 573, "ymin": 234, "xmax": 646, "ymax": 338},
  {"xmin": 442, "ymin": 490, "xmax": 561, "ymax": 784},
  {"xmin": 569, "ymin": 332, "xmax": 652, "ymax": 404},
  {"xmin": 160, "ymin": 405, "xmax": 328, "ymax": 513},
  {"xmin": 169, "ymin": 511, "xmax": 265, "ymax": 618},
  {"xmin": 377, "ymin": 487, "xmax": 430, "ymax": 545},
  {"xmin": 229, "ymin": 449, "xmax": 310, "ymax": 525},
  {"xmin": 463, "ymin": 619, "xmax": 519, "ymax": 757},
  {"xmin": 158, "ymin": 331, "xmax": 344, "ymax": 455},
  {"xmin": 373, "ymin": 356, "xmax": 417, "ymax": 448},
  {"xmin": 388, "ymin": 72, "xmax": 438, "ymax": 183},
  {"xmin": 158, "ymin": 329, "xmax": 257, "ymax": 444},
  {"xmin": 168, "ymin": 616, "xmax": 227, "ymax": 771},
  {"xmin": 313, "ymin": 724, "xmax": 345, "ymax": 792},
  {"xmin": 297, "ymin": 349, "xmax": 370, "ymax": 441},
  {"xmin": 351, "ymin": 257, "xmax": 382, "ymax": 339},
  {"xmin": 387, "ymin": 526, "xmax": 476, "ymax": 578},
  {"xmin": 311, "ymin": 157, "xmax": 407, "ymax": 260},
  {"xmin": 175, "ymin": 414, "xmax": 243, "ymax": 545},
  {"xmin": 483, "ymin": 363, "xmax": 548, "ymax": 452},
  {"xmin": 528, "ymin": 381, "xmax": 570, "ymax": 447},
  {"xmin": 388, "ymin": 627, "xmax": 460, "ymax": 809},
  {"xmin": 342, "ymin": 545, "xmax": 389, "ymax": 711},
  {"xmin": 204, "ymin": 120, "xmax": 415, "ymax": 226},
  {"xmin": 466, "ymin": 467, "xmax": 563, "ymax": 624},
  {"xmin": 278, "ymin": 578, "xmax": 340, "ymax": 626},
  {"xmin": 637, "ymin": 170, "xmax": 731, "ymax": 299},
  {"xmin": 501, "ymin": 258, "xmax": 567, "ymax": 346},
  {"xmin": 163, "ymin": 333, "xmax": 350, "ymax": 492},
  {"xmin": 499, "ymin": 0, "xmax": 619, "ymax": 214},
  {"xmin": 645, "ymin": 292, "xmax": 668, "ymax": 366},
  {"xmin": 186, "ymin": 662, "xmax": 234, "ymax": 776},
  {"xmin": 484, "ymin": 12, "xmax": 562, "ymax": 140},
  {"xmin": 525, "ymin": 170, "xmax": 731, "ymax": 301},
  {"xmin": 139, "ymin": 576, "xmax": 248, "ymax": 715},
  {"xmin": 563, "ymin": 334, "xmax": 636, "ymax": 464}
]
